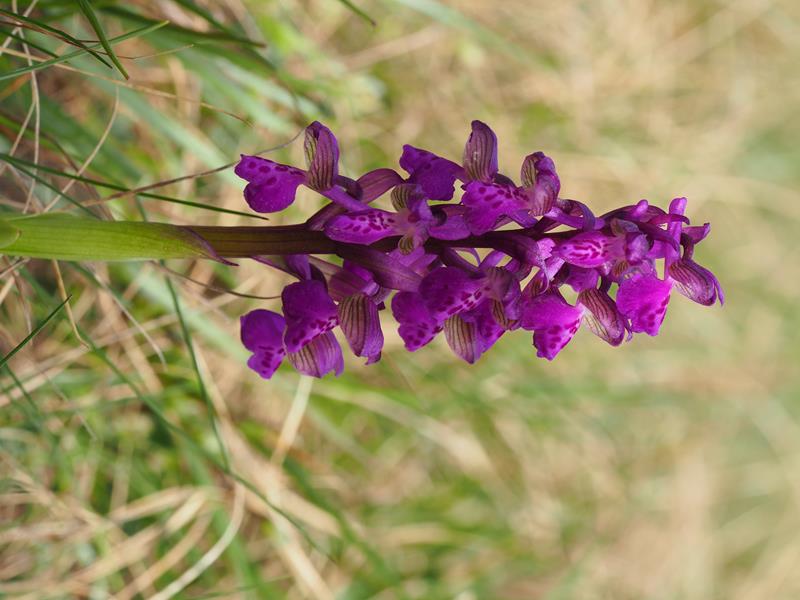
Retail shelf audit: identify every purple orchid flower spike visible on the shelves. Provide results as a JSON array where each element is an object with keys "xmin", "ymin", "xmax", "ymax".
[
  {"xmin": 234, "ymin": 120, "xmax": 722, "ymax": 378},
  {"xmin": 235, "ymin": 121, "xmax": 364, "ymax": 214}
]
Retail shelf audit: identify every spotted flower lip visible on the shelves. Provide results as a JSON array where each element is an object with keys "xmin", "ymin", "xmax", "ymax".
[
  {"xmin": 235, "ymin": 120, "xmax": 722, "ymax": 379},
  {"xmin": 235, "ymin": 122, "xmax": 365, "ymax": 214}
]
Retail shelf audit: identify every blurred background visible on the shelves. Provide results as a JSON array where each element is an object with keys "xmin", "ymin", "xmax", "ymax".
[{"xmin": 1, "ymin": 0, "xmax": 799, "ymax": 598}]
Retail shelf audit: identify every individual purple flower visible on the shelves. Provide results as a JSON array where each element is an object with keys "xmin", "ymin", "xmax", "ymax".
[
  {"xmin": 444, "ymin": 300, "xmax": 505, "ymax": 364},
  {"xmin": 519, "ymin": 289, "xmax": 583, "ymax": 360},
  {"xmin": 616, "ymin": 274, "xmax": 672, "ymax": 336},
  {"xmin": 240, "ymin": 309, "xmax": 287, "ymax": 378},
  {"xmin": 282, "ymin": 280, "xmax": 339, "ymax": 353},
  {"xmin": 459, "ymin": 121, "xmax": 561, "ymax": 233},
  {"xmin": 392, "ymin": 291, "xmax": 443, "ymax": 351},
  {"xmin": 668, "ymin": 259, "xmax": 724, "ymax": 306},
  {"xmin": 235, "ymin": 121, "xmax": 364, "ymax": 214},
  {"xmin": 399, "ymin": 145, "xmax": 463, "ymax": 201},
  {"xmin": 520, "ymin": 151, "xmax": 560, "ymax": 215},
  {"xmin": 324, "ymin": 184, "xmax": 436, "ymax": 253}
]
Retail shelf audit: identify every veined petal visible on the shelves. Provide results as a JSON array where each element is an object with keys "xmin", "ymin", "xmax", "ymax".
[
  {"xmin": 683, "ymin": 223, "xmax": 711, "ymax": 244},
  {"xmin": 419, "ymin": 267, "xmax": 485, "ymax": 320},
  {"xmin": 336, "ymin": 245, "xmax": 422, "ymax": 292},
  {"xmin": 463, "ymin": 120, "xmax": 498, "ymax": 182},
  {"xmin": 391, "ymin": 291, "xmax": 443, "ymax": 351},
  {"xmin": 358, "ymin": 168, "xmax": 404, "ymax": 202},
  {"xmin": 320, "ymin": 185, "xmax": 372, "ymax": 213},
  {"xmin": 235, "ymin": 155, "xmax": 306, "ymax": 213},
  {"xmin": 287, "ymin": 331, "xmax": 344, "ymax": 377},
  {"xmin": 240, "ymin": 309, "xmax": 287, "ymax": 379},
  {"xmin": 326, "ymin": 261, "xmax": 378, "ymax": 301},
  {"xmin": 520, "ymin": 151, "xmax": 560, "ymax": 215},
  {"xmin": 400, "ymin": 145, "xmax": 463, "ymax": 200},
  {"xmin": 461, "ymin": 181, "xmax": 526, "ymax": 234},
  {"xmin": 616, "ymin": 274, "xmax": 672, "ymax": 336},
  {"xmin": 282, "ymin": 280, "xmax": 339, "ymax": 352},
  {"xmin": 668, "ymin": 259, "xmax": 724, "ymax": 306},
  {"xmin": 577, "ymin": 288, "xmax": 626, "ymax": 346},
  {"xmin": 519, "ymin": 290, "xmax": 583, "ymax": 360},
  {"xmin": 444, "ymin": 314, "xmax": 482, "ymax": 364},
  {"xmin": 338, "ymin": 293, "xmax": 383, "ymax": 363},
  {"xmin": 556, "ymin": 231, "xmax": 624, "ymax": 268},
  {"xmin": 324, "ymin": 209, "xmax": 399, "ymax": 244},
  {"xmin": 304, "ymin": 121, "xmax": 339, "ymax": 192}
]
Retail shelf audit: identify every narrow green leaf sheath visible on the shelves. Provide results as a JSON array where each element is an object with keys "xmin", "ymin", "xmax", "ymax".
[{"xmin": 1, "ymin": 214, "xmax": 219, "ymax": 262}]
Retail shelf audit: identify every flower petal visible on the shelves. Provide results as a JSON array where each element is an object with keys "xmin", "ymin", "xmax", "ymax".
[
  {"xmin": 327, "ymin": 260, "xmax": 379, "ymax": 301},
  {"xmin": 282, "ymin": 280, "xmax": 339, "ymax": 352},
  {"xmin": 304, "ymin": 121, "xmax": 339, "ymax": 192},
  {"xmin": 521, "ymin": 151, "xmax": 560, "ymax": 215},
  {"xmin": 519, "ymin": 291, "xmax": 583, "ymax": 360},
  {"xmin": 563, "ymin": 266, "xmax": 600, "ymax": 293},
  {"xmin": 616, "ymin": 274, "xmax": 672, "ymax": 336},
  {"xmin": 287, "ymin": 331, "xmax": 344, "ymax": 377},
  {"xmin": 391, "ymin": 291, "xmax": 443, "ymax": 350},
  {"xmin": 419, "ymin": 267, "xmax": 485, "ymax": 320},
  {"xmin": 463, "ymin": 120, "xmax": 498, "ymax": 182},
  {"xmin": 235, "ymin": 155, "xmax": 306, "ymax": 213},
  {"xmin": 400, "ymin": 145, "xmax": 463, "ymax": 200},
  {"xmin": 240, "ymin": 309, "xmax": 287, "ymax": 379},
  {"xmin": 555, "ymin": 231, "xmax": 624, "ymax": 268},
  {"xmin": 428, "ymin": 205, "xmax": 471, "ymax": 240},
  {"xmin": 461, "ymin": 181, "xmax": 526, "ymax": 234},
  {"xmin": 338, "ymin": 293, "xmax": 383, "ymax": 363},
  {"xmin": 358, "ymin": 168, "xmax": 404, "ymax": 202},
  {"xmin": 324, "ymin": 209, "xmax": 399, "ymax": 244},
  {"xmin": 444, "ymin": 301, "xmax": 505, "ymax": 364},
  {"xmin": 668, "ymin": 259, "xmax": 723, "ymax": 306},
  {"xmin": 577, "ymin": 288, "xmax": 627, "ymax": 346},
  {"xmin": 444, "ymin": 314, "xmax": 482, "ymax": 364}
]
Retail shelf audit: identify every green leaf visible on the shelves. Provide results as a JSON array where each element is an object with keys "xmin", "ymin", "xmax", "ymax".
[
  {"xmin": 0, "ymin": 220, "xmax": 20, "ymax": 248},
  {"xmin": 76, "ymin": 0, "xmax": 129, "ymax": 79},
  {"xmin": 1, "ymin": 214, "xmax": 223, "ymax": 262},
  {"xmin": 0, "ymin": 295, "xmax": 71, "ymax": 370},
  {"xmin": 0, "ymin": 20, "xmax": 167, "ymax": 82},
  {"xmin": 0, "ymin": 7, "xmax": 112, "ymax": 69}
]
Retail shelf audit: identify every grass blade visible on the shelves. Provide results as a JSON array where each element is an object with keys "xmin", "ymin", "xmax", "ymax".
[
  {"xmin": 0, "ymin": 20, "xmax": 167, "ymax": 82},
  {"xmin": 0, "ymin": 295, "xmax": 71, "ymax": 370},
  {"xmin": 76, "ymin": 0, "xmax": 129, "ymax": 79},
  {"xmin": 335, "ymin": 0, "xmax": 376, "ymax": 25},
  {"xmin": 0, "ymin": 7, "xmax": 113, "ymax": 69},
  {"xmin": 0, "ymin": 152, "xmax": 267, "ymax": 221}
]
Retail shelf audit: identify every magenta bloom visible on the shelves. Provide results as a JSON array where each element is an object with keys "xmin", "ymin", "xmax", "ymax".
[
  {"xmin": 235, "ymin": 122, "xmax": 365, "ymax": 214},
  {"xmin": 235, "ymin": 120, "xmax": 722, "ymax": 379}
]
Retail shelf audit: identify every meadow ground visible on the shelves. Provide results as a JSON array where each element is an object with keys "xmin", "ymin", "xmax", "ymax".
[{"xmin": 1, "ymin": 0, "xmax": 799, "ymax": 598}]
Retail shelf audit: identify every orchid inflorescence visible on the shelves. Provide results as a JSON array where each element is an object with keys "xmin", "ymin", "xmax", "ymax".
[{"xmin": 236, "ymin": 121, "xmax": 722, "ymax": 379}]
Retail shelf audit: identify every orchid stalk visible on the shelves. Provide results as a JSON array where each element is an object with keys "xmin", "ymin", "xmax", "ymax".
[{"xmin": 0, "ymin": 120, "xmax": 723, "ymax": 379}]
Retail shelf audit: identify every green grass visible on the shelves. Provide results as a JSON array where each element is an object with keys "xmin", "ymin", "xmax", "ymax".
[{"xmin": 1, "ymin": 1, "xmax": 800, "ymax": 598}]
